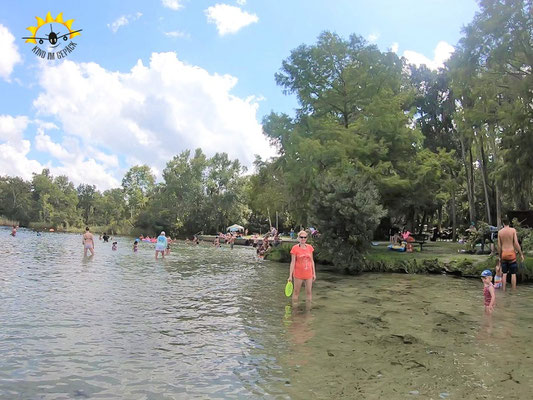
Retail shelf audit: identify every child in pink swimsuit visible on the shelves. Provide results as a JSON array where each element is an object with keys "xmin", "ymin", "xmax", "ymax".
[{"xmin": 481, "ymin": 269, "xmax": 495, "ymax": 314}]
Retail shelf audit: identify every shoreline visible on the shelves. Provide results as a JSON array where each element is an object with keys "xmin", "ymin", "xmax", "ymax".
[{"xmin": 266, "ymin": 241, "xmax": 533, "ymax": 283}]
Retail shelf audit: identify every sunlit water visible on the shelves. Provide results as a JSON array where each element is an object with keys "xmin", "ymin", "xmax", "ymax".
[{"xmin": 1, "ymin": 227, "xmax": 532, "ymax": 399}]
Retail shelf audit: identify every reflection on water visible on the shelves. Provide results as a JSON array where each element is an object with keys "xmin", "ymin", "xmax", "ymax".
[{"xmin": 1, "ymin": 227, "xmax": 532, "ymax": 399}]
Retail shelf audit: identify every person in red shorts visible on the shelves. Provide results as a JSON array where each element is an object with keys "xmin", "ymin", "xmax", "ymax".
[{"xmin": 288, "ymin": 230, "xmax": 316, "ymax": 303}]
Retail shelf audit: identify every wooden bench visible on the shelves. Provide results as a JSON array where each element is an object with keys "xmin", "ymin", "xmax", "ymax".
[{"xmin": 411, "ymin": 234, "xmax": 429, "ymax": 251}]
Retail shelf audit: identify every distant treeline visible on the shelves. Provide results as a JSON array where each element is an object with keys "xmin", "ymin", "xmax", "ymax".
[{"xmin": 0, "ymin": 150, "xmax": 261, "ymax": 236}]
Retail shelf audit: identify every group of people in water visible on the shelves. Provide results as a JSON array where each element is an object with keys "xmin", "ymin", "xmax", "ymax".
[
  {"xmin": 60, "ymin": 217, "xmax": 532, "ymax": 310},
  {"xmin": 82, "ymin": 228, "xmax": 173, "ymax": 259},
  {"xmin": 80, "ymin": 225, "xmax": 318, "ymax": 304}
]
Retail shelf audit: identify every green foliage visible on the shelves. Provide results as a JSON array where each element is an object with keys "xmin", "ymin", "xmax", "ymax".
[
  {"xmin": 0, "ymin": 176, "xmax": 34, "ymax": 225},
  {"xmin": 122, "ymin": 165, "xmax": 155, "ymax": 220},
  {"xmin": 30, "ymin": 169, "xmax": 81, "ymax": 228},
  {"xmin": 310, "ymin": 169, "xmax": 386, "ymax": 271},
  {"xmin": 136, "ymin": 149, "xmax": 249, "ymax": 236}
]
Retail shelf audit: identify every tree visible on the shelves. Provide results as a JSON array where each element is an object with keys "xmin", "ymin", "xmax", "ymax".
[
  {"xmin": 77, "ymin": 184, "xmax": 100, "ymax": 225},
  {"xmin": 310, "ymin": 169, "xmax": 386, "ymax": 271},
  {"xmin": 0, "ymin": 176, "xmax": 34, "ymax": 224},
  {"xmin": 122, "ymin": 165, "xmax": 155, "ymax": 219}
]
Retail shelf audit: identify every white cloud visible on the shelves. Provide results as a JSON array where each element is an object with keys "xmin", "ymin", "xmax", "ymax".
[
  {"xmin": 35, "ymin": 122, "xmax": 122, "ymax": 189},
  {"xmin": 31, "ymin": 52, "xmax": 274, "ymax": 189},
  {"xmin": 0, "ymin": 115, "xmax": 43, "ymax": 180},
  {"xmin": 403, "ymin": 41, "xmax": 455, "ymax": 70},
  {"xmin": 205, "ymin": 4, "xmax": 258, "ymax": 36},
  {"xmin": 108, "ymin": 12, "xmax": 143, "ymax": 33},
  {"xmin": 0, "ymin": 115, "xmax": 28, "ymax": 144},
  {"xmin": 390, "ymin": 42, "xmax": 399, "ymax": 53},
  {"xmin": 367, "ymin": 32, "xmax": 380, "ymax": 43},
  {"xmin": 165, "ymin": 30, "xmax": 190, "ymax": 39},
  {"xmin": 0, "ymin": 115, "xmax": 120, "ymax": 189},
  {"xmin": 34, "ymin": 127, "xmax": 120, "ymax": 189},
  {"xmin": 0, "ymin": 141, "xmax": 43, "ymax": 181},
  {"xmin": 162, "ymin": 0, "xmax": 184, "ymax": 10},
  {"xmin": 0, "ymin": 24, "xmax": 22, "ymax": 81}
]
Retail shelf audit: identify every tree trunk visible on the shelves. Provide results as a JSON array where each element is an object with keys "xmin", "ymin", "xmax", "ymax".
[
  {"xmin": 459, "ymin": 134, "xmax": 476, "ymax": 223},
  {"xmin": 478, "ymin": 133, "xmax": 492, "ymax": 225},
  {"xmin": 419, "ymin": 211, "xmax": 427, "ymax": 234},
  {"xmin": 495, "ymin": 182, "xmax": 502, "ymax": 228},
  {"xmin": 451, "ymin": 187, "xmax": 457, "ymax": 242},
  {"xmin": 469, "ymin": 148, "xmax": 476, "ymax": 214}
]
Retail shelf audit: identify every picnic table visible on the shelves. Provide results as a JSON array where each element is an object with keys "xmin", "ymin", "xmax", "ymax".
[{"xmin": 411, "ymin": 234, "xmax": 429, "ymax": 251}]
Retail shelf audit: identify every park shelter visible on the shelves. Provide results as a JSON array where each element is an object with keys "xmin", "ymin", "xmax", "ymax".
[{"xmin": 227, "ymin": 224, "xmax": 245, "ymax": 232}]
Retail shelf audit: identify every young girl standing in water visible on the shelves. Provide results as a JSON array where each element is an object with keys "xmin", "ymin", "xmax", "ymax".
[{"xmin": 481, "ymin": 269, "xmax": 495, "ymax": 314}]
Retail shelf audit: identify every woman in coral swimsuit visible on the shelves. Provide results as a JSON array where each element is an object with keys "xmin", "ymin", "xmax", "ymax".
[{"xmin": 288, "ymin": 230, "xmax": 316, "ymax": 303}]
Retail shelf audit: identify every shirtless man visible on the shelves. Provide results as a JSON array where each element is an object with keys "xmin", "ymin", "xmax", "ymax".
[
  {"xmin": 498, "ymin": 218, "xmax": 524, "ymax": 290},
  {"xmin": 82, "ymin": 227, "xmax": 95, "ymax": 257}
]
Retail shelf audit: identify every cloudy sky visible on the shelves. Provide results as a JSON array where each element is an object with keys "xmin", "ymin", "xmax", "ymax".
[{"xmin": 0, "ymin": 0, "xmax": 478, "ymax": 190}]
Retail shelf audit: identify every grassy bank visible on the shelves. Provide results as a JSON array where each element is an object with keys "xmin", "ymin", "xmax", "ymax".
[
  {"xmin": 0, "ymin": 217, "xmax": 19, "ymax": 227},
  {"xmin": 27, "ymin": 222, "xmax": 135, "ymax": 236},
  {"xmin": 265, "ymin": 241, "xmax": 533, "ymax": 282}
]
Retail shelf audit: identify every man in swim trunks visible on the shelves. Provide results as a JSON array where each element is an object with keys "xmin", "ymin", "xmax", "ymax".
[
  {"xmin": 82, "ymin": 227, "xmax": 95, "ymax": 257},
  {"xmin": 498, "ymin": 218, "xmax": 524, "ymax": 290}
]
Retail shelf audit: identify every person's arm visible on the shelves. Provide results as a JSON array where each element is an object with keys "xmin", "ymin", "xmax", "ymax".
[
  {"xmin": 288, "ymin": 254, "xmax": 296, "ymax": 282},
  {"xmin": 514, "ymin": 231, "xmax": 524, "ymax": 261},
  {"xmin": 488, "ymin": 285, "xmax": 495, "ymax": 311},
  {"xmin": 311, "ymin": 253, "xmax": 316, "ymax": 281},
  {"xmin": 498, "ymin": 234, "xmax": 502, "ymax": 259}
]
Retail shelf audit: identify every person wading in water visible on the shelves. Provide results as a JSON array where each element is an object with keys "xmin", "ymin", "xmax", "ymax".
[{"xmin": 498, "ymin": 218, "xmax": 525, "ymax": 290}]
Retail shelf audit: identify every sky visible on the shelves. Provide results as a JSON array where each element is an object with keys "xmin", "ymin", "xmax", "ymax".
[{"xmin": 0, "ymin": 0, "xmax": 479, "ymax": 190}]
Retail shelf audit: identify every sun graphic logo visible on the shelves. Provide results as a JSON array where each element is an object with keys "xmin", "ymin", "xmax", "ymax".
[{"xmin": 22, "ymin": 12, "xmax": 82, "ymax": 60}]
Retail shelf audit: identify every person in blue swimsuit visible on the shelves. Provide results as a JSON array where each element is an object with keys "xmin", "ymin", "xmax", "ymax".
[{"xmin": 155, "ymin": 231, "xmax": 168, "ymax": 259}]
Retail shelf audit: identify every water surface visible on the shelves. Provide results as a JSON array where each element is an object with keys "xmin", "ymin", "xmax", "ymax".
[{"xmin": 1, "ymin": 227, "xmax": 532, "ymax": 399}]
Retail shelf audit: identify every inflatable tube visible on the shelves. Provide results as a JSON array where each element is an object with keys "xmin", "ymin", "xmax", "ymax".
[{"xmin": 388, "ymin": 244, "xmax": 406, "ymax": 252}]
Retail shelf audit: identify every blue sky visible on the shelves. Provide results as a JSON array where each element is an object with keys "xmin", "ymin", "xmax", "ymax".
[{"xmin": 0, "ymin": 0, "xmax": 479, "ymax": 189}]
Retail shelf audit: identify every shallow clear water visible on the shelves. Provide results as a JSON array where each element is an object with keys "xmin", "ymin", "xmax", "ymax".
[{"xmin": 1, "ymin": 227, "xmax": 532, "ymax": 399}]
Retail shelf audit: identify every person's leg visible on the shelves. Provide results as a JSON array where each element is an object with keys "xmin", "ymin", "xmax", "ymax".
[
  {"xmin": 501, "ymin": 262, "xmax": 508, "ymax": 291},
  {"xmin": 155, "ymin": 250, "xmax": 159, "ymax": 260},
  {"xmin": 84, "ymin": 247, "xmax": 87, "ymax": 257},
  {"xmin": 292, "ymin": 278, "xmax": 304, "ymax": 303},
  {"xmin": 89, "ymin": 246, "xmax": 94, "ymax": 256},
  {"xmin": 511, "ymin": 263, "xmax": 518, "ymax": 289},
  {"xmin": 304, "ymin": 278, "xmax": 313, "ymax": 302},
  {"xmin": 502, "ymin": 273, "xmax": 508, "ymax": 291}
]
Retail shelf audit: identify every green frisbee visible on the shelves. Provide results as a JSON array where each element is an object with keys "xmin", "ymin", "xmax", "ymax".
[{"xmin": 285, "ymin": 281, "xmax": 294, "ymax": 297}]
